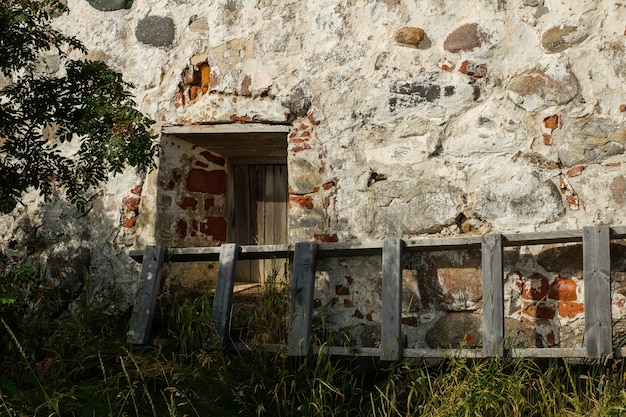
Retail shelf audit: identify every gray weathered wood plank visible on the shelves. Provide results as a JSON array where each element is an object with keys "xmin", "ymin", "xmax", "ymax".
[
  {"xmin": 287, "ymin": 242, "xmax": 318, "ymax": 356},
  {"xmin": 583, "ymin": 226, "xmax": 612, "ymax": 358},
  {"xmin": 381, "ymin": 238, "xmax": 405, "ymax": 361},
  {"xmin": 482, "ymin": 234, "xmax": 504, "ymax": 357},
  {"xmin": 404, "ymin": 236, "xmax": 482, "ymax": 251},
  {"xmin": 509, "ymin": 348, "xmax": 588, "ymax": 358},
  {"xmin": 127, "ymin": 246, "xmax": 166, "ymax": 344},
  {"xmin": 162, "ymin": 123, "xmax": 291, "ymax": 136},
  {"xmin": 212, "ymin": 244, "xmax": 239, "ymax": 348}
]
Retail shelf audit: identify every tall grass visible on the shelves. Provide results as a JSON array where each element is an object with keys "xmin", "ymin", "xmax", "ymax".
[{"xmin": 3, "ymin": 266, "xmax": 626, "ymax": 416}]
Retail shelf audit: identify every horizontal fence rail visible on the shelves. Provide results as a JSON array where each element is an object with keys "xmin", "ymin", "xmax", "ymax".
[{"xmin": 128, "ymin": 226, "xmax": 626, "ymax": 360}]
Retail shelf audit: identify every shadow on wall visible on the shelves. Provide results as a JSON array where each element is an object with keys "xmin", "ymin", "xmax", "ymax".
[{"xmin": 2, "ymin": 184, "xmax": 147, "ymax": 316}]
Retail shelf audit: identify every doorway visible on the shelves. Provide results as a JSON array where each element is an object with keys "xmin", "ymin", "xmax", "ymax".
[{"xmin": 229, "ymin": 164, "xmax": 288, "ymax": 283}]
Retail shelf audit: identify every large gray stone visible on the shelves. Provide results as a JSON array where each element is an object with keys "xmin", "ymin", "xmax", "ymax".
[
  {"xmin": 507, "ymin": 62, "xmax": 579, "ymax": 111},
  {"xmin": 288, "ymin": 159, "xmax": 322, "ymax": 194},
  {"xmin": 425, "ymin": 312, "xmax": 482, "ymax": 348},
  {"xmin": 472, "ymin": 173, "xmax": 565, "ymax": 229},
  {"xmin": 541, "ymin": 24, "xmax": 588, "ymax": 53},
  {"xmin": 86, "ymin": 0, "xmax": 132, "ymax": 11},
  {"xmin": 389, "ymin": 81, "xmax": 456, "ymax": 111},
  {"xmin": 135, "ymin": 16, "xmax": 175, "ymax": 47},
  {"xmin": 556, "ymin": 117, "xmax": 626, "ymax": 167},
  {"xmin": 362, "ymin": 180, "xmax": 464, "ymax": 237}
]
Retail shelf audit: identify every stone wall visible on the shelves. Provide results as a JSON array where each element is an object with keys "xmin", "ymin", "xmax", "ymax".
[{"xmin": 2, "ymin": 0, "xmax": 626, "ymax": 347}]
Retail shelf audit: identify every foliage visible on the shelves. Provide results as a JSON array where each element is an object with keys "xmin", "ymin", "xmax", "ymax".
[
  {"xmin": 0, "ymin": 251, "xmax": 43, "ymax": 325},
  {"xmin": 0, "ymin": 0, "xmax": 158, "ymax": 213}
]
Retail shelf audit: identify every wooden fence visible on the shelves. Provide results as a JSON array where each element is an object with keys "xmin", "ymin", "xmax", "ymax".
[{"xmin": 127, "ymin": 226, "xmax": 626, "ymax": 360}]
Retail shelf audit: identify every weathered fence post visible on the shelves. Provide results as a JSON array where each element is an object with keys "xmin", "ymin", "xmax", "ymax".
[
  {"xmin": 583, "ymin": 226, "xmax": 612, "ymax": 358},
  {"xmin": 212, "ymin": 243, "xmax": 239, "ymax": 349},
  {"xmin": 288, "ymin": 242, "xmax": 318, "ymax": 356},
  {"xmin": 128, "ymin": 245, "xmax": 166, "ymax": 344},
  {"xmin": 381, "ymin": 238, "xmax": 405, "ymax": 361},
  {"xmin": 482, "ymin": 234, "xmax": 504, "ymax": 357}
]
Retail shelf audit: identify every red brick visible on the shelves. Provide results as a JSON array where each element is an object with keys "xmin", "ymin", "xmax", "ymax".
[
  {"xmin": 402, "ymin": 316, "xmax": 419, "ymax": 327},
  {"xmin": 289, "ymin": 195, "xmax": 314, "ymax": 209},
  {"xmin": 290, "ymin": 143, "xmax": 312, "ymax": 153},
  {"xmin": 459, "ymin": 61, "xmax": 487, "ymax": 77},
  {"xmin": 199, "ymin": 63, "xmax": 210, "ymax": 92},
  {"xmin": 323, "ymin": 181, "xmax": 336, "ymax": 190},
  {"xmin": 189, "ymin": 85, "xmax": 200, "ymax": 101},
  {"xmin": 566, "ymin": 166, "xmax": 585, "ymax": 177},
  {"xmin": 186, "ymin": 169, "xmax": 227, "ymax": 194},
  {"xmin": 131, "ymin": 186, "xmax": 142, "ymax": 195},
  {"xmin": 335, "ymin": 285, "xmax": 350, "ymax": 296},
  {"xmin": 308, "ymin": 112, "xmax": 320, "ymax": 125},
  {"xmin": 543, "ymin": 114, "xmax": 559, "ymax": 130},
  {"xmin": 343, "ymin": 299, "xmax": 354, "ymax": 307},
  {"xmin": 438, "ymin": 58, "xmax": 455, "ymax": 72},
  {"xmin": 122, "ymin": 216, "xmax": 138, "ymax": 228},
  {"xmin": 204, "ymin": 198, "xmax": 215, "ymax": 210},
  {"xmin": 180, "ymin": 197, "xmax": 198, "ymax": 210},
  {"xmin": 290, "ymin": 138, "xmax": 309, "ymax": 144},
  {"xmin": 548, "ymin": 277, "xmax": 577, "ymax": 301},
  {"xmin": 345, "ymin": 275, "xmax": 354, "ymax": 285},
  {"xmin": 230, "ymin": 114, "xmax": 252, "ymax": 122},
  {"xmin": 199, "ymin": 217, "xmax": 227, "ymax": 242},
  {"xmin": 521, "ymin": 273, "xmax": 549, "ymax": 300},
  {"xmin": 123, "ymin": 197, "xmax": 141, "ymax": 212},
  {"xmin": 620, "ymin": 104, "xmax": 626, "ymax": 112},
  {"xmin": 522, "ymin": 302, "xmax": 555, "ymax": 319},
  {"xmin": 200, "ymin": 151, "xmax": 225, "ymax": 166},
  {"xmin": 241, "ymin": 75, "xmax": 252, "ymax": 96},
  {"xmin": 323, "ymin": 196, "xmax": 330, "ymax": 208},
  {"xmin": 176, "ymin": 219, "xmax": 187, "ymax": 238},
  {"xmin": 543, "ymin": 133, "xmax": 552, "ymax": 145},
  {"xmin": 195, "ymin": 161, "xmax": 209, "ymax": 168},
  {"xmin": 314, "ymin": 233, "xmax": 339, "ymax": 243},
  {"xmin": 558, "ymin": 301, "xmax": 584, "ymax": 318},
  {"xmin": 353, "ymin": 309, "xmax": 364, "ymax": 319}
]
